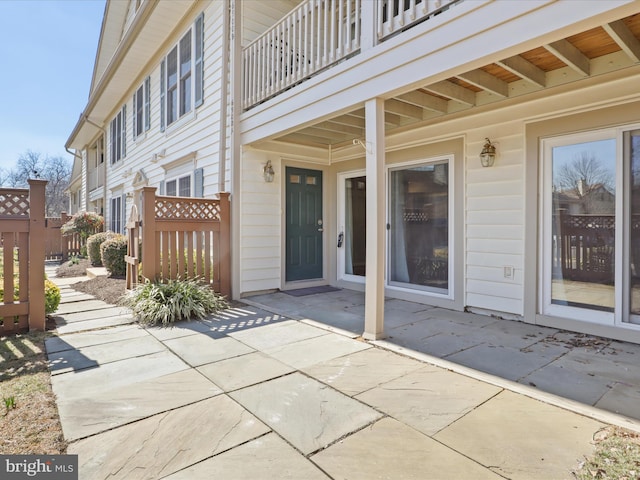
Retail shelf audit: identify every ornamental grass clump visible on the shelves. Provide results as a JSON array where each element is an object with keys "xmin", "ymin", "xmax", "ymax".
[{"xmin": 121, "ymin": 278, "xmax": 228, "ymax": 326}]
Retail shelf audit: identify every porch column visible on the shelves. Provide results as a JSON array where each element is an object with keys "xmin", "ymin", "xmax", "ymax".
[
  {"xmin": 363, "ymin": 98, "xmax": 386, "ymax": 340},
  {"xmin": 360, "ymin": 0, "xmax": 377, "ymax": 52}
]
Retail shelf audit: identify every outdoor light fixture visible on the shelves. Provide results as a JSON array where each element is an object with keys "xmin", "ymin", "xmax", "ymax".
[
  {"xmin": 263, "ymin": 160, "xmax": 275, "ymax": 183},
  {"xmin": 480, "ymin": 138, "xmax": 496, "ymax": 167}
]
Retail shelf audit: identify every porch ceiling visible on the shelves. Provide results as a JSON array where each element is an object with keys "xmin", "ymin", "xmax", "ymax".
[{"xmin": 270, "ymin": 12, "xmax": 640, "ymax": 150}]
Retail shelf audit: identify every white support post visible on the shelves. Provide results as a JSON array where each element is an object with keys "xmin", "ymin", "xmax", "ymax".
[
  {"xmin": 360, "ymin": 0, "xmax": 376, "ymax": 51},
  {"xmin": 363, "ymin": 98, "xmax": 386, "ymax": 340}
]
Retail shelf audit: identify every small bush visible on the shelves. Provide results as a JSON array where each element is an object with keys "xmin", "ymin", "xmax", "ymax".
[
  {"xmin": 44, "ymin": 279, "xmax": 61, "ymax": 314},
  {"xmin": 87, "ymin": 232, "xmax": 117, "ymax": 266},
  {"xmin": 61, "ymin": 211, "xmax": 104, "ymax": 239},
  {"xmin": 100, "ymin": 235, "xmax": 127, "ymax": 277},
  {"xmin": 120, "ymin": 278, "xmax": 228, "ymax": 326},
  {"xmin": 0, "ymin": 278, "xmax": 61, "ymax": 315}
]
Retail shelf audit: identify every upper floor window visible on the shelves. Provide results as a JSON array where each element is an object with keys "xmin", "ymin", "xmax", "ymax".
[
  {"xmin": 133, "ymin": 76, "xmax": 151, "ymax": 139},
  {"xmin": 160, "ymin": 13, "xmax": 204, "ymax": 131},
  {"xmin": 110, "ymin": 105, "xmax": 126, "ymax": 164},
  {"xmin": 166, "ymin": 174, "xmax": 192, "ymax": 197},
  {"xmin": 161, "ymin": 167, "xmax": 204, "ymax": 198}
]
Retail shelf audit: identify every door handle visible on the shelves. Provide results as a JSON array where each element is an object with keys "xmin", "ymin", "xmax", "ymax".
[
  {"xmin": 337, "ymin": 232, "xmax": 344, "ymax": 247},
  {"xmin": 318, "ymin": 228, "xmax": 324, "ymax": 232}
]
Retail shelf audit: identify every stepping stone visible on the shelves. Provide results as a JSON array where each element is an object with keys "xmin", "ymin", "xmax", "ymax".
[
  {"xmin": 165, "ymin": 433, "xmax": 329, "ymax": 479},
  {"xmin": 57, "ymin": 369, "xmax": 222, "ymax": 440},
  {"xmin": 356, "ymin": 365, "xmax": 502, "ymax": 436},
  {"xmin": 230, "ymin": 372, "xmax": 382, "ymax": 455},
  {"xmin": 313, "ymin": 417, "xmax": 502, "ymax": 480},
  {"xmin": 69, "ymin": 396, "xmax": 269, "ymax": 479},
  {"xmin": 433, "ymin": 390, "xmax": 603, "ymax": 479}
]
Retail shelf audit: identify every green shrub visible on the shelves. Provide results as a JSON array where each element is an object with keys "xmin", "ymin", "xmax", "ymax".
[
  {"xmin": 45, "ymin": 279, "xmax": 61, "ymax": 314},
  {"xmin": 120, "ymin": 278, "xmax": 228, "ymax": 326},
  {"xmin": 100, "ymin": 234, "xmax": 127, "ymax": 277},
  {"xmin": 61, "ymin": 211, "xmax": 104, "ymax": 239},
  {"xmin": 0, "ymin": 278, "xmax": 61, "ymax": 315},
  {"xmin": 87, "ymin": 231, "xmax": 117, "ymax": 266}
]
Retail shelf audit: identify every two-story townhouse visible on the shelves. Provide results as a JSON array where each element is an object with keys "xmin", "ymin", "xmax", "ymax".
[{"xmin": 67, "ymin": 0, "xmax": 640, "ymax": 345}]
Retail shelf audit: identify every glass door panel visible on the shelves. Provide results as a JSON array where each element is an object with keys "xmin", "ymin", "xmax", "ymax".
[
  {"xmin": 344, "ymin": 176, "xmax": 366, "ymax": 277},
  {"xmin": 549, "ymin": 138, "xmax": 616, "ymax": 314},
  {"xmin": 389, "ymin": 162, "xmax": 449, "ymax": 293},
  {"xmin": 628, "ymin": 130, "xmax": 640, "ymax": 319}
]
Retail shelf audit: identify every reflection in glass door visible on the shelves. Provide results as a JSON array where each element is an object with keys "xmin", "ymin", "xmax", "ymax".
[
  {"xmin": 549, "ymin": 137, "xmax": 616, "ymax": 317},
  {"xmin": 338, "ymin": 173, "xmax": 366, "ymax": 281},
  {"xmin": 628, "ymin": 130, "xmax": 640, "ymax": 321},
  {"xmin": 543, "ymin": 126, "xmax": 640, "ymax": 327},
  {"xmin": 389, "ymin": 161, "xmax": 449, "ymax": 294}
]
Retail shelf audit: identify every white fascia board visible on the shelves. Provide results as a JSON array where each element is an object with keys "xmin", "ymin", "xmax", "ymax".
[{"xmin": 240, "ymin": 0, "xmax": 639, "ymax": 145}]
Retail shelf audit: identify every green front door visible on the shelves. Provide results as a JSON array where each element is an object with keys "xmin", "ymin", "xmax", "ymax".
[{"xmin": 286, "ymin": 167, "xmax": 323, "ymax": 281}]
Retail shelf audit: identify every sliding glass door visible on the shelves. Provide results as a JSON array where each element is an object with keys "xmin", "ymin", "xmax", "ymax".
[
  {"xmin": 542, "ymin": 126, "xmax": 640, "ymax": 325},
  {"xmin": 338, "ymin": 172, "xmax": 367, "ymax": 282},
  {"xmin": 388, "ymin": 160, "xmax": 450, "ymax": 295}
]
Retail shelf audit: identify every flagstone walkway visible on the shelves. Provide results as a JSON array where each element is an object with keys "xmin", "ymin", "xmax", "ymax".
[{"xmin": 46, "ymin": 271, "xmax": 639, "ymax": 479}]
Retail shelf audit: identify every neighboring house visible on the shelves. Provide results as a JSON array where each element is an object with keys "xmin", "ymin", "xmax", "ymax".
[{"xmin": 66, "ymin": 0, "xmax": 640, "ymax": 344}]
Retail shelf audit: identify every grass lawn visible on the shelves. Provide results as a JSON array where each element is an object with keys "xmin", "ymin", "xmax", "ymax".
[{"xmin": 0, "ymin": 331, "xmax": 66, "ymax": 454}]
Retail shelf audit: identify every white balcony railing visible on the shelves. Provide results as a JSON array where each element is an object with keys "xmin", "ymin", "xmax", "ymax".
[
  {"xmin": 242, "ymin": 0, "xmax": 460, "ymax": 110},
  {"xmin": 88, "ymin": 167, "xmax": 104, "ymax": 192},
  {"xmin": 378, "ymin": 0, "xmax": 456, "ymax": 40},
  {"xmin": 243, "ymin": 0, "xmax": 361, "ymax": 110}
]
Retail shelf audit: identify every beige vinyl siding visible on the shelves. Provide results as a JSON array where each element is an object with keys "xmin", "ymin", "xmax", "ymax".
[
  {"xmin": 239, "ymin": 150, "xmax": 282, "ymax": 293},
  {"xmin": 106, "ymin": 0, "xmax": 231, "ymax": 205},
  {"xmin": 465, "ymin": 129, "xmax": 524, "ymax": 316}
]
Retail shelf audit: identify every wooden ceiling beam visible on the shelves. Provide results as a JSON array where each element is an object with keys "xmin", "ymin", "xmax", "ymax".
[
  {"xmin": 385, "ymin": 98, "xmax": 425, "ymax": 120},
  {"xmin": 325, "ymin": 115, "xmax": 365, "ymax": 129},
  {"xmin": 313, "ymin": 121, "xmax": 364, "ymax": 136},
  {"xmin": 456, "ymin": 69, "xmax": 508, "ymax": 97},
  {"xmin": 396, "ymin": 90, "xmax": 448, "ymax": 114},
  {"xmin": 423, "ymin": 80, "xmax": 475, "ymax": 106},
  {"xmin": 603, "ymin": 20, "xmax": 640, "ymax": 63},
  {"xmin": 302, "ymin": 126, "xmax": 356, "ymax": 142},
  {"xmin": 496, "ymin": 55, "xmax": 546, "ymax": 87},
  {"xmin": 280, "ymin": 132, "xmax": 333, "ymax": 146},
  {"xmin": 544, "ymin": 39, "xmax": 590, "ymax": 76}
]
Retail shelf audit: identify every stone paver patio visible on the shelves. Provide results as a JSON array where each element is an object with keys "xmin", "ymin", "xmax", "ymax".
[{"xmin": 45, "ymin": 271, "xmax": 640, "ymax": 479}]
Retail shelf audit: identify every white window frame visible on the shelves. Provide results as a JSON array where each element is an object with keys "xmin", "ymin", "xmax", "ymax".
[
  {"xmin": 386, "ymin": 155, "xmax": 454, "ymax": 299},
  {"xmin": 110, "ymin": 106, "xmax": 126, "ymax": 164},
  {"xmin": 110, "ymin": 194, "xmax": 126, "ymax": 234},
  {"xmin": 165, "ymin": 173, "xmax": 193, "ymax": 197},
  {"xmin": 337, "ymin": 170, "xmax": 367, "ymax": 284},
  {"xmin": 540, "ymin": 125, "xmax": 640, "ymax": 327},
  {"xmin": 133, "ymin": 76, "xmax": 151, "ymax": 140},
  {"xmin": 160, "ymin": 13, "xmax": 204, "ymax": 132}
]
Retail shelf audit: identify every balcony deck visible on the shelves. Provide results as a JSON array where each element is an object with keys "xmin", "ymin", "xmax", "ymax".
[{"xmin": 243, "ymin": 0, "xmax": 460, "ymax": 111}]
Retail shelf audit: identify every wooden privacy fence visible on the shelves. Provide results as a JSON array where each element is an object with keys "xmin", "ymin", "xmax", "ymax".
[
  {"xmin": 44, "ymin": 212, "xmax": 101, "ymax": 261},
  {"xmin": 0, "ymin": 180, "xmax": 47, "ymax": 334},
  {"xmin": 553, "ymin": 212, "xmax": 615, "ymax": 284},
  {"xmin": 126, "ymin": 187, "xmax": 231, "ymax": 298}
]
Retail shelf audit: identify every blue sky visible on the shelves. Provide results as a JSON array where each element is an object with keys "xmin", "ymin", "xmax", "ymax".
[{"xmin": 0, "ymin": 0, "xmax": 105, "ymax": 171}]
